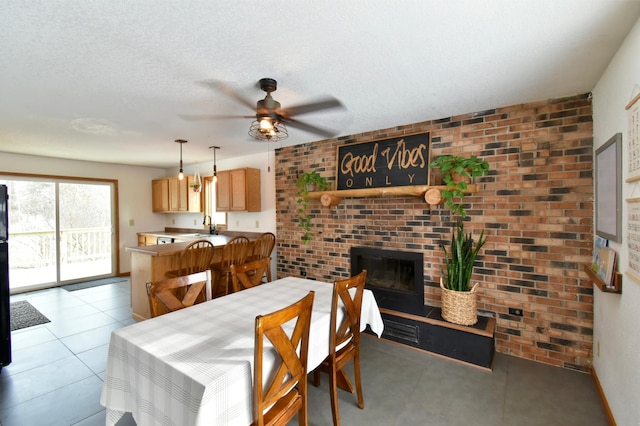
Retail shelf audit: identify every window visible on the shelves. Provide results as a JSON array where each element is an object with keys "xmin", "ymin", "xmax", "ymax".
[{"xmin": 203, "ymin": 176, "xmax": 226, "ymax": 228}]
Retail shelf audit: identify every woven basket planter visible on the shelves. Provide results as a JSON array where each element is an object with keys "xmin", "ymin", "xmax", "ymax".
[{"xmin": 440, "ymin": 278, "xmax": 479, "ymax": 326}]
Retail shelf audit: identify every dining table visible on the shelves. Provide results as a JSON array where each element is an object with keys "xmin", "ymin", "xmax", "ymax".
[{"xmin": 100, "ymin": 276, "xmax": 384, "ymax": 426}]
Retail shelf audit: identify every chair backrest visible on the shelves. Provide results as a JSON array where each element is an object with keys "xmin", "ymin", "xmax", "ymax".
[
  {"xmin": 230, "ymin": 258, "xmax": 270, "ymax": 293},
  {"xmin": 221, "ymin": 236, "xmax": 251, "ymax": 268},
  {"xmin": 179, "ymin": 239, "xmax": 215, "ymax": 275},
  {"xmin": 253, "ymin": 232, "xmax": 276, "ymax": 260},
  {"xmin": 146, "ymin": 270, "xmax": 212, "ymax": 317},
  {"xmin": 254, "ymin": 291, "xmax": 315, "ymax": 426},
  {"xmin": 331, "ymin": 270, "xmax": 367, "ymax": 355}
]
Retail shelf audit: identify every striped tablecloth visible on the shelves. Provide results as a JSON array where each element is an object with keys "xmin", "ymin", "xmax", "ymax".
[{"xmin": 100, "ymin": 276, "xmax": 384, "ymax": 426}]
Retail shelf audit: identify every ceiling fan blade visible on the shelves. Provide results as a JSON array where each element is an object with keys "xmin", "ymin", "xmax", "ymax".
[
  {"xmin": 284, "ymin": 117, "xmax": 339, "ymax": 138},
  {"xmin": 280, "ymin": 97, "xmax": 344, "ymax": 117},
  {"xmin": 179, "ymin": 113, "xmax": 254, "ymax": 121},
  {"xmin": 198, "ymin": 80, "xmax": 256, "ymax": 110}
]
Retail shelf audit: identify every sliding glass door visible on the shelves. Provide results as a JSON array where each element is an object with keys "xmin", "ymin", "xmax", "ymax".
[
  {"xmin": 59, "ymin": 182, "xmax": 113, "ymax": 281},
  {"xmin": 0, "ymin": 177, "xmax": 115, "ymax": 292}
]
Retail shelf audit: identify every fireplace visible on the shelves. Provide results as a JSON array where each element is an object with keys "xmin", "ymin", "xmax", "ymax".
[{"xmin": 350, "ymin": 247, "xmax": 424, "ymax": 315}]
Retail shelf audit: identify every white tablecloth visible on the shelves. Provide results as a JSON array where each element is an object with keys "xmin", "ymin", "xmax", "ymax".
[{"xmin": 100, "ymin": 276, "xmax": 384, "ymax": 426}]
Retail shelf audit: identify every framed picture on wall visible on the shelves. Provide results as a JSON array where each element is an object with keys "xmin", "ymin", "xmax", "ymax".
[{"xmin": 595, "ymin": 133, "xmax": 622, "ymax": 242}]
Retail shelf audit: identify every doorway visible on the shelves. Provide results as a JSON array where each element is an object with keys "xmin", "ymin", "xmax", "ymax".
[{"xmin": 0, "ymin": 177, "xmax": 116, "ymax": 293}]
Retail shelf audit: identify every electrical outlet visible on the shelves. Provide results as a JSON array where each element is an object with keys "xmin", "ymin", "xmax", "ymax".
[
  {"xmin": 172, "ymin": 219, "xmax": 175, "ymax": 225},
  {"xmin": 129, "ymin": 219, "xmax": 134, "ymax": 226},
  {"xmin": 255, "ymin": 220, "xmax": 259, "ymax": 228},
  {"xmin": 236, "ymin": 220, "xmax": 239, "ymax": 227},
  {"xmin": 194, "ymin": 219, "xmax": 197, "ymax": 226},
  {"xmin": 508, "ymin": 307, "xmax": 523, "ymax": 317},
  {"xmin": 597, "ymin": 341, "xmax": 600, "ymax": 357}
]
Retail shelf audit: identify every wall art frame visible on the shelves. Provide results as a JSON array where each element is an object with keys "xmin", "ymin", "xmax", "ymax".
[{"xmin": 595, "ymin": 132, "xmax": 622, "ymax": 242}]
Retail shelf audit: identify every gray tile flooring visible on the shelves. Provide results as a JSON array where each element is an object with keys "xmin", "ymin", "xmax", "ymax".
[{"xmin": 0, "ymin": 279, "xmax": 608, "ymax": 425}]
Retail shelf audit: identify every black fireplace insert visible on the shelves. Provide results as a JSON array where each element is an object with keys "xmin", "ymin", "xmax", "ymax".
[{"xmin": 350, "ymin": 247, "xmax": 424, "ymax": 315}]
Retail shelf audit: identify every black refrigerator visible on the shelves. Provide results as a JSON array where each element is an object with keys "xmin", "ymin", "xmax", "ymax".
[{"xmin": 0, "ymin": 184, "xmax": 10, "ymax": 369}]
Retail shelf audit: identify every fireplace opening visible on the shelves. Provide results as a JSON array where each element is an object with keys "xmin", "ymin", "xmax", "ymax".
[{"xmin": 350, "ymin": 247, "xmax": 424, "ymax": 315}]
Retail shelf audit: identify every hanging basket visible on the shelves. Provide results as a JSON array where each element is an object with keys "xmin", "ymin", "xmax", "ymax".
[
  {"xmin": 191, "ymin": 165, "xmax": 202, "ymax": 193},
  {"xmin": 440, "ymin": 278, "xmax": 478, "ymax": 326}
]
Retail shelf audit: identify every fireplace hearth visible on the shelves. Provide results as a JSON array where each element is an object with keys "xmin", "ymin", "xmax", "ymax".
[
  {"xmin": 350, "ymin": 247, "xmax": 424, "ymax": 315},
  {"xmin": 351, "ymin": 246, "xmax": 495, "ymax": 369}
]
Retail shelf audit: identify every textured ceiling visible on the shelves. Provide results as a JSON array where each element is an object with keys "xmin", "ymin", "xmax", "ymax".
[{"xmin": 1, "ymin": 1, "xmax": 639, "ymax": 168}]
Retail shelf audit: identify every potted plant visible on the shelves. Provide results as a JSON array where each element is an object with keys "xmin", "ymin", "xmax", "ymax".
[
  {"xmin": 439, "ymin": 219, "xmax": 487, "ymax": 325},
  {"xmin": 430, "ymin": 154, "xmax": 490, "ymax": 325},
  {"xmin": 296, "ymin": 171, "xmax": 330, "ymax": 244},
  {"xmin": 190, "ymin": 166, "xmax": 202, "ymax": 193},
  {"xmin": 429, "ymin": 154, "xmax": 489, "ymax": 217}
]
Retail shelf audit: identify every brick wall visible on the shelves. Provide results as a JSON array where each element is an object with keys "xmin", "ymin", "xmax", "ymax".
[{"xmin": 275, "ymin": 93, "xmax": 594, "ymax": 372}]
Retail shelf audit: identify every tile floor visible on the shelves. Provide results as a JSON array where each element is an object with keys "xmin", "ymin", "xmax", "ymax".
[{"xmin": 0, "ymin": 278, "xmax": 608, "ymax": 426}]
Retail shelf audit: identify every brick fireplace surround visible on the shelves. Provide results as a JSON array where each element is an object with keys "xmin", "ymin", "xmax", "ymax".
[{"xmin": 275, "ymin": 93, "xmax": 594, "ymax": 372}]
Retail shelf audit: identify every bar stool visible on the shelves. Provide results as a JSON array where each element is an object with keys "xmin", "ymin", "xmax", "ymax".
[
  {"xmin": 211, "ymin": 236, "xmax": 250, "ymax": 296},
  {"xmin": 165, "ymin": 239, "xmax": 215, "ymax": 278},
  {"xmin": 250, "ymin": 232, "xmax": 276, "ymax": 282}
]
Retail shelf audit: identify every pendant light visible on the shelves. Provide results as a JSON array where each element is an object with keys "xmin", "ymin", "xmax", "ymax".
[
  {"xmin": 175, "ymin": 139, "xmax": 187, "ymax": 180},
  {"xmin": 210, "ymin": 146, "xmax": 220, "ymax": 183}
]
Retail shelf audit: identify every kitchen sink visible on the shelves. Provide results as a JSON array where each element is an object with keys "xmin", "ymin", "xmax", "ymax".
[{"xmin": 176, "ymin": 233, "xmax": 219, "ymax": 239}]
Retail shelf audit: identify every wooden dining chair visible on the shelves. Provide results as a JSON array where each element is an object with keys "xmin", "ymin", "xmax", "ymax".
[
  {"xmin": 312, "ymin": 270, "xmax": 367, "ymax": 426},
  {"xmin": 253, "ymin": 291, "xmax": 315, "ymax": 426},
  {"xmin": 165, "ymin": 239, "xmax": 215, "ymax": 278},
  {"xmin": 211, "ymin": 236, "xmax": 251, "ymax": 296},
  {"xmin": 251, "ymin": 232, "xmax": 276, "ymax": 281},
  {"xmin": 230, "ymin": 258, "xmax": 270, "ymax": 293},
  {"xmin": 146, "ymin": 270, "xmax": 212, "ymax": 318}
]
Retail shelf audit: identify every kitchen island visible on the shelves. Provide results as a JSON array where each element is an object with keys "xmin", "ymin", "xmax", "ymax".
[{"xmin": 126, "ymin": 233, "xmax": 255, "ymax": 321}]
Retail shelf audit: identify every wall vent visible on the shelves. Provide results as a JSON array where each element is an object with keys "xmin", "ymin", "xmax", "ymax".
[{"xmin": 383, "ymin": 319, "xmax": 419, "ymax": 344}]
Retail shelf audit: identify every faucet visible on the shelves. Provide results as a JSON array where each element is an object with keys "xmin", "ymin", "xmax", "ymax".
[{"xmin": 203, "ymin": 215, "xmax": 218, "ymax": 235}]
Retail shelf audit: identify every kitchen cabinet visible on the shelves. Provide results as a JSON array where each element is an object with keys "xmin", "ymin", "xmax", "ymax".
[
  {"xmin": 137, "ymin": 234, "xmax": 157, "ymax": 246},
  {"xmin": 168, "ymin": 177, "xmax": 188, "ymax": 211},
  {"xmin": 186, "ymin": 175, "xmax": 201, "ymax": 212},
  {"xmin": 152, "ymin": 176, "xmax": 201, "ymax": 213},
  {"xmin": 152, "ymin": 179, "xmax": 169, "ymax": 212},
  {"xmin": 216, "ymin": 168, "xmax": 261, "ymax": 212}
]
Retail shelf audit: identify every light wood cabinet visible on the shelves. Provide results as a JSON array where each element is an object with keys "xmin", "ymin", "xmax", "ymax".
[
  {"xmin": 152, "ymin": 176, "xmax": 202, "ymax": 213},
  {"xmin": 168, "ymin": 177, "xmax": 188, "ymax": 211},
  {"xmin": 186, "ymin": 175, "xmax": 201, "ymax": 212},
  {"xmin": 152, "ymin": 179, "xmax": 169, "ymax": 212},
  {"xmin": 137, "ymin": 234, "xmax": 158, "ymax": 246},
  {"xmin": 216, "ymin": 167, "xmax": 261, "ymax": 212}
]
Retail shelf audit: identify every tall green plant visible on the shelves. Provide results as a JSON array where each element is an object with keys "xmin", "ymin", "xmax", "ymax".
[{"xmin": 441, "ymin": 220, "xmax": 486, "ymax": 291}]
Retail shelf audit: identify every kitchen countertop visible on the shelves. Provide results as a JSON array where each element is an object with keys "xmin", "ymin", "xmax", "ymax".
[{"xmin": 129, "ymin": 230, "xmax": 261, "ymax": 256}]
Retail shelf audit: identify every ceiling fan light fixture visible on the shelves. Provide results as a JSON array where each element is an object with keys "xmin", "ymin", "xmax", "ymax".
[
  {"xmin": 249, "ymin": 120, "xmax": 288, "ymax": 142},
  {"xmin": 259, "ymin": 118, "xmax": 274, "ymax": 132}
]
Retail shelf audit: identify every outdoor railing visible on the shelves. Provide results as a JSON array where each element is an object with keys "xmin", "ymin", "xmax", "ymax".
[{"xmin": 8, "ymin": 227, "xmax": 112, "ymax": 269}]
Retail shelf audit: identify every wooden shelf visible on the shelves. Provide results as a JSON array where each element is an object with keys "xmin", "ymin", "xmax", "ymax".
[
  {"xmin": 305, "ymin": 184, "xmax": 479, "ymax": 207},
  {"xmin": 583, "ymin": 264, "xmax": 622, "ymax": 294}
]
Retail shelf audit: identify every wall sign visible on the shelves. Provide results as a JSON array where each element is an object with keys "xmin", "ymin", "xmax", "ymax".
[{"xmin": 336, "ymin": 132, "xmax": 430, "ymax": 190}]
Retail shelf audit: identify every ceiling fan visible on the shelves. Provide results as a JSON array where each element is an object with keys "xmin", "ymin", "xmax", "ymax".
[{"xmin": 180, "ymin": 78, "xmax": 345, "ymax": 141}]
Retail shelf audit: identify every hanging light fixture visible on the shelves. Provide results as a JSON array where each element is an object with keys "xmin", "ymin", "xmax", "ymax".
[
  {"xmin": 175, "ymin": 139, "xmax": 187, "ymax": 180},
  {"xmin": 248, "ymin": 79, "xmax": 289, "ymax": 143},
  {"xmin": 209, "ymin": 146, "xmax": 220, "ymax": 182},
  {"xmin": 248, "ymin": 116, "xmax": 288, "ymax": 142}
]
